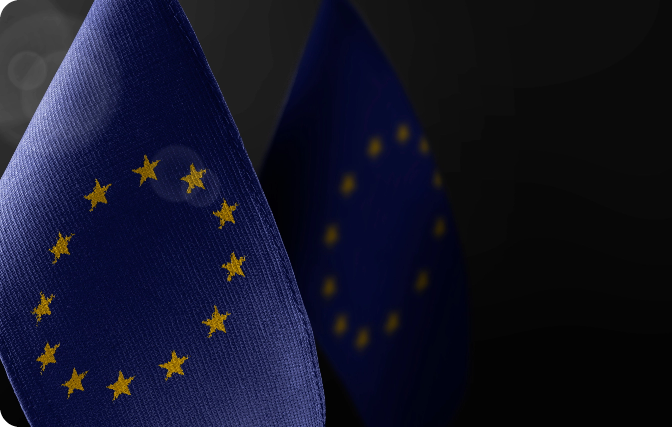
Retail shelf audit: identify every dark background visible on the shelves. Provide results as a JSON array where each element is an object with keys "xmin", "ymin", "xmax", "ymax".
[{"xmin": 1, "ymin": 0, "xmax": 669, "ymax": 425}]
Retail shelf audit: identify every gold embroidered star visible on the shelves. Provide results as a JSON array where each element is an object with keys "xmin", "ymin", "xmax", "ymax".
[
  {"xmin": 181, "ymin": 163, "xmax": 206, "ymax": 194},
  {"xmin": 49, "ymin": 232, "xmax": 73, "ymax": 264},
  {"xmin": 419, "ymin": 136, "xmax": 430, "ymax": 154},
  {"xmin": 32, "ymin": 292, "xmax": 54, "ymax": 325},
  {"xmin": 414, "ymin": 269, "xmax": 430, "ymax": 294},
  {"xmin": 433, "ymin": 170, "xmax": 442, "ymax": 189},
  {"xmin": 354, "ymin": 326, "xmax": 370, "ymax": 351},
  {"xmin": 84, "ymin": 179, "xmax": 111, "ymax": 212},
  {"xmin": 222, "ymin": 252, "xmax": 246, "ymax": 282},
  {"xmin": 213, "ymin": 199, "xmax": 238, "ymax": 229},
  {"xmin": 323, "ymin": 223, "xmax": 339, "ymax": 248},
  {"xmin": 159, "ymin": 351, "xmax": 188, "ymax": 381},
  {"xmin": 396, "ymin": 123, "xmax": 410, "ymax": 144},
  {"xmin": 62, "ymin": 368, "xmax": 87, "ymax": 399},
  {"xmin": 107, "ymin": 371, "xmax": 135, "ymax": 401},
  {"xmin": 36, "ymin": 342, "xmax": 59, "ymax": 373},
  {"xmin": 384, "ymin": 311, "xmax": 400, "ymax": 335},
  {"xmin": 339, "ymin": 173, "xmax": 357, "ymax": 198},
  {"xmin": 202, "ymin": 305, "xmax": 230, "ymax": 338},
  {"xmin": 433, "ymin": 216, "xmax": 446, "ymax": 239},
  {"xmin": 367, "ymin": 136, "xmax": 383, "ymax": 159},
  {"xmin": 333, "ymin": 313, "xmax": 348, "ymax": 337},
  {"xmin": 321, "ymin": 276, "xmax": 337, "ymax": 300},
  {"xmin": 132, "ymin": 155, "xmax": 160, "ymax": 186}
]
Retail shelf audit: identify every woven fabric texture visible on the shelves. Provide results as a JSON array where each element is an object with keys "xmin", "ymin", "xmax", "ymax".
[{"xmin": 0, "ymin": 0, "xmax": 325, "ymax": 425}]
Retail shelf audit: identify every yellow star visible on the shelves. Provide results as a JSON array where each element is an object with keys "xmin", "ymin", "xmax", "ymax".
[
  {"xmin": 202, "ymin": 305, "xmax": 230, "ymax": 338},
  {"xmin": 323, "ymin": 223, "xmax": 339, "ymax": 248},
  {"xmin": 84, "ymin": 179, "xmax": 111, "ymax": 212},
  {"xmin": 384, "ymin": 311, "xmax": 400, "ymax": 335},
  {"xmin": 339, "ymin": 173, "xmax": 356, "ymax": 198},
  {"xmin": 419, "ymin": 136, "xmax": 430, "ymax": 154},
  {"xmin": 36, "ymin": 342, "xmax": 59, "ymax": 373},
  {"xmin": 32, "ymin": 292, "xmax": 54, "ymax": 325},
  {"xmin": 159, "ymin": 351, "xmax": 188, "ymax": 381},
  {"xmin": 396, "ymin": 123, "xmax": 410, "ymax": 145},
  {"xmin": 333, "ymin": 313, "xmax": 348, "ymax": 337},
  {"xmin": 354, "ymin": 326, "xmax": 370, "ymax": 351},
  {"xmin": 107, "ymin": 371, "xmax": 135, "ymax": 401},
  {"xmin": 414, "ymin": 269, "xmax": 430, "ymax": 294},
  {"xmin": 132, "ymin": 155, "xmax": 160, "ymax": 186},
  {"xmin": 221, "ymin": 252, "xmax": 246, "ymax": 282},
  {"xmin": 49, "ymin": 232, "xmax": 74, "ymax": 264},
  {"xmin": 62, "ymin": 368, "xmax": 87, "ymax": 399},
  {"xmin": 433, "ymin": 170, "xmax": 442, "ymax": 189},
  {"xmin": 367, "ymin": 136, "xmax": 383, "ymax": 160},
  {"xmin": 213, "ymin": 199, "xmax": 238, "ymax": 229},
  {"xmin": 181, "ymin": 163, "xmax": 206, "ymax": 194},
  {"xmin": 433, "ymin": 216, "xmax": 446, "ymax": 239},
  {"xmin": 321, "ymin": 276, "xmax": 337, "ymax": 300}
]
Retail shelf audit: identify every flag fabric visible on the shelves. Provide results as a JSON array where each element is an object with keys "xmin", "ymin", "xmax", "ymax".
[
  {"xmin": 260, "ymin": 0, "xmax": 469, "ymax": 425},
  {"xmin": 0, "ymin": 0, "xmax": 325, "ymax": 425}
]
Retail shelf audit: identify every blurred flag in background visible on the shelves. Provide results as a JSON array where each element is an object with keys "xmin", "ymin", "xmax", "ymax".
[
  {"xmin": 260, "ymin": 0, "xmax": 469, "ymax": 425},
  {"xmin": 0, "ymin": 0, "xmax": 324, "ymax": 425}
]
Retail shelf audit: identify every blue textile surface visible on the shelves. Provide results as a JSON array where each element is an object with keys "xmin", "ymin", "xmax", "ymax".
[
  {"xmin": 260, "ymin": 0, "xmax": 469, "ymax": 425},
  {"xmin": 0, "ymin": 0, "xmax": 325, "ymax": 425}
]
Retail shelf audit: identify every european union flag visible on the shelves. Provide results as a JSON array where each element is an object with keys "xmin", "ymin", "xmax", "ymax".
[
  {"xmin": 260, "ymin": 0, "xmax": 469, "ymax": 425},
  {"xmin": 0, "ymin": 0, "xmax": 325, "ymax": 425}
]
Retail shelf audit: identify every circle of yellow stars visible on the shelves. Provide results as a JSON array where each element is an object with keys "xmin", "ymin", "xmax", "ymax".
[
  {"xmin": 323, "ymin": 122, "xmax": 447, "ymax": 353},
  {"xmin": 33, "ymin": 153, "xmax": 248, "ymax": 401}
]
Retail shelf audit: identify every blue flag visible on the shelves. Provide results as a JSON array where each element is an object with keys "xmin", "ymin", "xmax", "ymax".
[
  {"xmin": 0, "ymin": 0, "xmax": 325, "ymax": 425},
  {"xmin": 260, "ymin": 0, "xmax": 469, "ymax": 425}
]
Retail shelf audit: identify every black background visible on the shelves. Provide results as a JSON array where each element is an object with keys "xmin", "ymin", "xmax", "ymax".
[{"xmin": 1, "ymin": 0, "xmax": 670, "ymax": 425}]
